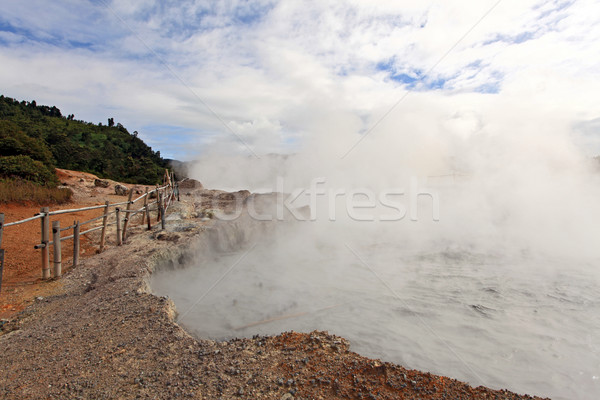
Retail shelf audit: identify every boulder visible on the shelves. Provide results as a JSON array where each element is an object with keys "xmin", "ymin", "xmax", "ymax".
[
  {"xmin": 178, "ymin": 178, "xmax": 203, "ymax": 189},
  {"xmin": 94, "ymin": 178, "xmax": 110, "ymax": 188},
  {"xmin": 155, "ymin": 232, "xmax": 180, "ymax": 242},
  {"xmin": 114, "ymin": 184, "xmax": 129, "ymax": 196}
]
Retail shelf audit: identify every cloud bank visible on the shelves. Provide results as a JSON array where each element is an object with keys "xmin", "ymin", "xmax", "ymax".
[{"xmin": 0, "ymin": 0, "xmax": 598, "ymax": 161}]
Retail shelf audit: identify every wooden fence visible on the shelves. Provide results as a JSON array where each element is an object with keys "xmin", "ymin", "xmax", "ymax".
[{"xmin": 0, "ymin": 173, "xmax": 181, "ymax": 294}]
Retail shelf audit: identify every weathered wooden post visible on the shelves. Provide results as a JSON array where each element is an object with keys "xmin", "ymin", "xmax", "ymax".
[
  {"xmin": 73, "ymin": 220, "xmax": 80, "ymax": 268},
  {"xmin": 0, "ymin": 213, "xmax": 4, "ymax": 294},
  {"xmin": 52, "ymin": 220, "xmax": 61, "ymax": 278},
  {"xmin": 170, "ymin": 172, "xmax": 175, "ymax": 202},
  {"xmin": 0, "ymin": 213, "xmax": 4, "ymax": 249},
  {"xmin": 0, "ymin": 249, "xmax": 4, "ymax": 295},
  {"xmin": 146, "ymin": 203, "xmax": 152, "ymax": 230},
  {"xmin": 176, "ymin": 182, "xmax": 180, "ymax": 202},
  {"xmin": 141, "ymin": 187, "xmax": 148, "ymax": 225},
  {"xmin": 159, "ymin": 193, "xmax": 165, "ymax": 230},
  {"xmin": 99, "ymin": 200, "xmax": 110, "ymax": 252},
  {"xmin": 116, "ymin": 208, "xmax": 122, "ymax": 246},
  {"xmin": 40, "ymin": 207, "xmax": 50, "ymax": 279},
  {"xmin": 172, "ymin": 174, "xmax": 176, "ymax": 202},
  {"xmin": 121, "ymin": 189, "xmax": 134, "ymax": 242},
  {"xmin": 156, "ymin": 185, "xmax": 161, "ymax": 223}
]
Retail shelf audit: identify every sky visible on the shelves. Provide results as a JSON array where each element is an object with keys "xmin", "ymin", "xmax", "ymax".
[{"xmin": 1, "ymin": 0, "xmax": 599, "ymax": 161}]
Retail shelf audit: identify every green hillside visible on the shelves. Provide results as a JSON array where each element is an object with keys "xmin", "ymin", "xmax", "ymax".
[{"xmin": 0, "ymin": 95, "xmax": 169, "ymax": 186}]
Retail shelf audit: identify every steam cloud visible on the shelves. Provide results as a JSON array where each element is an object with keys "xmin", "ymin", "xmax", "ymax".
[{"xmin": 189, "ymin": 89, "xmax": 600, "ymax": 262}]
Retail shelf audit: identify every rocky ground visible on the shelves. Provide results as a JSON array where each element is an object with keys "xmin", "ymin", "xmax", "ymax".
[{"xmin": 0, "ymin": 174, "xmax": 550, "ymax": 399}]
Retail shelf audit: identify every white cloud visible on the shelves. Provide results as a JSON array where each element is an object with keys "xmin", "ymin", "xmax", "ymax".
[{"xmin": 0, "ymin": 0, "xmax": 598, "ymax": 161}]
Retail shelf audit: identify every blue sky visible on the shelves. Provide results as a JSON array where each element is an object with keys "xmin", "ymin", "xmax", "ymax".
[{"xmin": 0, "ymin": 0, "xmax": 599, "ymax": 160}]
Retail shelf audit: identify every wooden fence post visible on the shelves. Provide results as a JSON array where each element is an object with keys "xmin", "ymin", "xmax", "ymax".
[
  {"xmin": 41, "ymin": 207, "xmax": 50, "ymax": 279},
  {"xmin": 156, "ymin": 185, "xmax": 161, "ymax": 223},
  {"xmin": 170, "ymin": 172, "xmax": 175, "ymax": 202},
  {"xmin": 0, "ymin": 213, "xmax": 4, "ymax": 249},
  {"xmin": 99, "ymin": 200, "xmax": 110, "ymax": 252},
  {"xmin": 116, "ymin": 208, "xmax": 122, "ymax": 246},
  {"xmin": 176, "ymin": 183, "xmax": 180, "ymax": 202},
  {"xmin": 52, "ymin": 221, "xmax": 61, "ymax": 278},
  {"xmin": 145, "ymin": 206, "xmax": 152, "ymax": 230},
  {"xmin": 0, "ymin": 249, "xmax": 4, "ymax": 295},
  {"xmin": 121, "ymin": 189, "xmax": 134, "ymax": 243},
  {"xmin": 157, "ymin": 191, "xmax": 161, "ymax": 221},
  {"xmin": 141, "ymin": 187, "xmax": 148, "ymax": 225},
  {"xmin": 73, "ymin": 220, "xmax": 80, "ymax": 268},
  {"xmin": 160, "ymin": 193, "xmax": 166, "ymax": 230},
  {"xmin": 0, "ymin": 213, "xmax": 3, "ymax": 294},
  {"xmin": 172, "ymin": 175, "xmax": 176, "ymax": 202}
]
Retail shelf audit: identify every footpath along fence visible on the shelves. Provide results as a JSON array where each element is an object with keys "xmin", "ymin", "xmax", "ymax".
[{"xmin": 0, "ymin": 171, "xmax": 181, "ymax": 295}]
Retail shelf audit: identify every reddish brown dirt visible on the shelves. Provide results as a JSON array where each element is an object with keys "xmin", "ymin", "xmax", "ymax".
[
  {"xmin": 0, "ymin": 202, "xmax": 102, "ymax": 318},
  {"xmin": 0, "ymin": 169, "xmax": 151, "ymax": 319}
]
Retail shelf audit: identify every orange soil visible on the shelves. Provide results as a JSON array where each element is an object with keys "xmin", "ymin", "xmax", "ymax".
[
  {"xmin": 0, "ymin": 202, "xmax": 103, "ymax": 318},
  {"xmin": 0, "ymin": 169, "xmax": 148, "ymax": 319}
]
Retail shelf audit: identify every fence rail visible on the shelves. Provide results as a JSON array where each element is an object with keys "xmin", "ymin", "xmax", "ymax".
[
  {"xmin": 4, "ymin": 214, "xmax": 42, "ymax": 227},
  {"xmin": 0, "ymin": 171, "xmax": 180, "ymax": 294}
]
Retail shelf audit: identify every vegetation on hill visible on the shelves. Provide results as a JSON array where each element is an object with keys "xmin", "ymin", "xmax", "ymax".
[{"xmin": 0, "ymin": 95, "xmax": 169, "ymax": 186}]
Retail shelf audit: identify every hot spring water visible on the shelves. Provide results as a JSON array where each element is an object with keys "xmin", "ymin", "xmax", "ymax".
[{"xmin": 151, "ymin": 223, "xmax": 600, "ymax": 400}]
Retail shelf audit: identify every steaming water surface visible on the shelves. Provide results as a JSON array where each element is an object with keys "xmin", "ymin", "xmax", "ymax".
[{"xmin": 151, "ymin": 227, "xmax": 600, "ymax": 400}]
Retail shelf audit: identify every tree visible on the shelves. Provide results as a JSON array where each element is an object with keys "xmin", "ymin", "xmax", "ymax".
[
  {"xmin": 0, "ymin": 94, "xmax": 169, "ymax": 185},
  {"xmin": 0, "ymin": 155, "xmax": 57, "ymax": 186},
  {"xmin": 81, "ymin": 130, "xmax": 91, "ymax": 142}
]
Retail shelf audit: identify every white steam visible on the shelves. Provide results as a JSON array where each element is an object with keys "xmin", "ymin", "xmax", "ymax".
[
  {"xmin": 157, "ymin": 76, "xmax": 600, "ymax": 400},
  {"xmin": 189, "ymin": 87, "xmax": 600, "ymax": 262}
]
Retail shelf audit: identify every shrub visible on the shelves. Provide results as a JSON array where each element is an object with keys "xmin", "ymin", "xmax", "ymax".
[{"xmin": 0, "ymin": 155, "xmax": 58, "ymax": 186}]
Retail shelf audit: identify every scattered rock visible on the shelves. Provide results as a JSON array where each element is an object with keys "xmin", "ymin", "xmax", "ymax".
[
  {"xmin": 199, "ymin": 210, "xmax": 214, "ymax": 219},
  {"xmin": 217, "ymin": 191, "xmax": 250, "ymax": 201},
  {"xmin": 94, "ymin": 178, "xmax": 110, "ymax": 188},
  {"xmin": 155, "ymin": 232, "xmax": 180, "ymax": 242},
  {"xmin": 114, "ymin": 184, "xmax": 129, "ymax": 196},
  {"xmin": 178, "ymin": 178, "xmax": 203, "ymax": 189}
]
